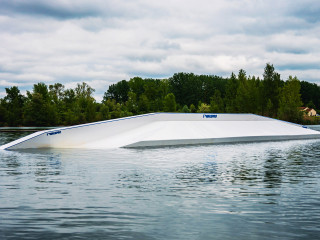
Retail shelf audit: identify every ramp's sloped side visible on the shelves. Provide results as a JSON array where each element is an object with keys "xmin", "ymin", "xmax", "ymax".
[
  {"xmin": 0, "ymin": 113, "xmax": 158, "ymax": 150},
  {"xmin": 1, "ymin": 113, "xmax": 319, "ymax": 150}
]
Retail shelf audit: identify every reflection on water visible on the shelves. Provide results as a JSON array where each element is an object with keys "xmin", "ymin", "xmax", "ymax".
[{"xmin": 1, "ymin": 132, "xmax": 320, "ymax": 239}]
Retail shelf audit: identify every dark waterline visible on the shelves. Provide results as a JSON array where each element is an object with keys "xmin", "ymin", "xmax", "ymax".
[{"xmin": 1, "ymin": 131, "xmax": 320, "ymax": 240}]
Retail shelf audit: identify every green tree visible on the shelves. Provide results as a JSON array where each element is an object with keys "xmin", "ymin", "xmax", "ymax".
[
  {"xmin": 202, "ymin": 75, "xmax": 227, "ymax": 104},
  {"xmin": 75, "ymin": 82, "xmax": 95, "ymax": 99},
  {"xmin": 3, "ymin": 86, "xmax": 25, "ymax": 126},
  {"xmin": 169, "ymin": 73, "xmax": 202, "ymax": 107},
  {"xmin": 64, "ymin": 109, "xmax": 78, "ymax": 125},
  {"xmin": 85, "ymin": 101, "xmax": 96, "ymax": 122},
  {"xmin": 210, "ymin": 89, "xmax": 224, "ymax": 113},
  {"xmin": 163, "ymin": 93, "xmax": 176, "ymax": 112},
  {"xmin": 0, "ymin": 98, "xmax": 7, "ymax": 126},
  {"xmin": 197, "ymin": 103, "xmax": 211, "ymax": 113},
  {"xmin": 33, "ymin": 82, "xmax": 50, "ymax": 101},
  {"xmin": 181, "ymin": 105, "xmax": 191, "ymax": 113},
  {"xmin": 103, "ymin": 99, "xmax": 122, "ymax": 119},
  {"xmin": 49, "ymin": 83, "xmax": 65, "ymax": 124},
  {"xmin": 278, "ymin": 76, "xmax": 303, "ymax": 122},
  {"xmin": 75, "ymin": 82, "xmax": 96, "ymax": 123},
  {"xmin": 104, "ymin": 80, "xmax": 129, "ymax": 103},
  {"xmin": 225, "ymin": 72, "xmax": 238, "ymax": 112},
  {"xmin": 235, "ymin": 69, "xmax": 249, "ymax": 113},
  {"xmin": 24, "ymin": 83, "xmax": 58, "ymax": 126},
  {"xmin": 262, "ymin": 63, "xmax": 282, "ymax": 117},
  {"xmin": 138, "ymin": 94, "xmax": 149, "ymax": 113},
  {"xmin": 49, "ymin": 83, "xmax": 65, "ymax": 103},
  {"xmin": 63, "ymin": 89, "xmax": 76, "ymax": 107},
  {"xmin": 128, "ymin": 77, "xmax": 145, "ymax": 98},
  {"xmin": 190, "ymin": 104, "xmax": 196, "ymax": 113},
  {"xmin": 300, "ymin": 81, "xmax": 320, "ymax": 110},
  {"xmin": 126, "ymin": 91, "xmax": 138, "ymax": 114},
  {"xmin": 248, "ymin": 76, "xmax": 262, "ymax": 114},
  {"xmin": 143, "ymin": 79, "xmax": 168, "ymax": 111},
  {"xmin": 235, "ymin": 71, "xmax": 261, "ymax": 114},
  {"xmin": 306, "ymin": 100, "xmax": 316, "ymax": 110},
  {"xmin": 98, "ymin": 104, "xmax": 110, "ymax": 120}
]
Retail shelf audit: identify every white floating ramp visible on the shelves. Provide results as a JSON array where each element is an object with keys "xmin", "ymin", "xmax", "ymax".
[{"xmin": 1, "ymin": 113, "xmax": 320, "ymax": 150}]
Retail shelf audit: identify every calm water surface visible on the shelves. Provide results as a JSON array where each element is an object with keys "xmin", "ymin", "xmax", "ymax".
[{"xmin": 1, "ymin": 131, "xmax": 320, "ymax": 240}]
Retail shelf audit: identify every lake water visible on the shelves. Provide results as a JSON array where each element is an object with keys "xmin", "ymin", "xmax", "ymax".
[{"xmin": 1, "ymin": 131, "xmax": 320, "ymax": 240}]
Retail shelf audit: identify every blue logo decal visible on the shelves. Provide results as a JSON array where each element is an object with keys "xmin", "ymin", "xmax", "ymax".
[
  {"xmin": 203, "ymin": 114, "xmax": 217, "ymax": 119},
  {"xmin": 47, "ymin": 130, "xmax": 61, "ymax": 136}
]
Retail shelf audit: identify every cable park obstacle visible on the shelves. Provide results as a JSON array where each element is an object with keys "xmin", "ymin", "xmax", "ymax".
[{"xmin": 1, "ymin": 113, "xmax": 320, "ymax": 150}]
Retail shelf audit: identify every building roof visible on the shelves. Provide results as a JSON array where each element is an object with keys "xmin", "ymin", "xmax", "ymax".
[{"xmin": 300, "ymin": 107, "xmax": 316, "ymax": 113}]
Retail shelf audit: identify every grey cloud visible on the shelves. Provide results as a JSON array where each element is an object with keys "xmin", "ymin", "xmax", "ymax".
[
  {"xmin": 265, "ymin": 46, "xmax": 309, "ymax": 55},
  {"xmin": 0, "ymin": 65, "xmax": 21, "ymax": 75},
  {"xmin": 241, "ymin": 19, "xmax": 311, "ymax": 36},
  {"xmin": 0, "ymin": 0, "xmax": 158, "ymax": 20},
  {"xmin": 212, "ymin": 1, "xmax": 319, "ymax": 36},
  {"xmin": 0, "ymin": 16, "xmax": 60, "ymax": 34},
  {"xmin": 153, "ymin": 41, "xmax": 181, "ymax": 50},
  {"xmin": 127, "ymin": 55, "xmax": 166, "ymax": 63},
  {"xmin": 278, "ymin": 63, "xmax": 320, "ymax": 71},
  {"xmin": 0, "ymin": 0, "xmax": 104, "ymax": 19},
  {"xmin": 291, "ymin": 2, "xmax": 320, "ymax": 23}
]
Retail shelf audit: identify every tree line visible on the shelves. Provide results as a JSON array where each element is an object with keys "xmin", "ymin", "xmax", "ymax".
[{"xmin": 0, "ymin": 63, "xmax": 319, "ymax": 127}]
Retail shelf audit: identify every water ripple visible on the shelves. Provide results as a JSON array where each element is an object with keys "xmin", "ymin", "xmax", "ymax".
[{"xmin": 1, "ymin": 132, "xmax": 320, "ymax": 239}]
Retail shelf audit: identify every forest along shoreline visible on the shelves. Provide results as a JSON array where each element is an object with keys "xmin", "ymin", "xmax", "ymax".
[{"xmin": 1, "ymin": 63, "xmax": 320, "ymax": 128}]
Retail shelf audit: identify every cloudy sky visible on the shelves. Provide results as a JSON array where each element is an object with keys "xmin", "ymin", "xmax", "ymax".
[{"xmin": 0, "ymin": 0, "xmax": 319, "ymax": 101}]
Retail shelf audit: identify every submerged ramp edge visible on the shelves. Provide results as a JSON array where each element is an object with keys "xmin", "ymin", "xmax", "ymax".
[
  {"xmin": 125, "ymin": 135, "xmax": 320, "ymax": 148},
  {"xmin": 1, "ymin": 113, "xmax": 319, "ymax": 150}
]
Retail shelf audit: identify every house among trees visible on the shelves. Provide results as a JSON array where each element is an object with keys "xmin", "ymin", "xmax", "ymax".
[{"xmin": 300, "ymin": 107, "xmax": 317, "ymax": 116}]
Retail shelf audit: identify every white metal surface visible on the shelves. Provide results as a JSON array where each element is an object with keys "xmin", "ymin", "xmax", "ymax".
[{"xmin": 1, "ymin": 113, "xmax": 320, "ymax": 150}]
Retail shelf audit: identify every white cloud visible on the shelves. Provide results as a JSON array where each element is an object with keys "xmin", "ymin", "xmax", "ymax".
[{"xmin": 0, "ymin": 0, "xmax": 319, "ymax": 101}]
